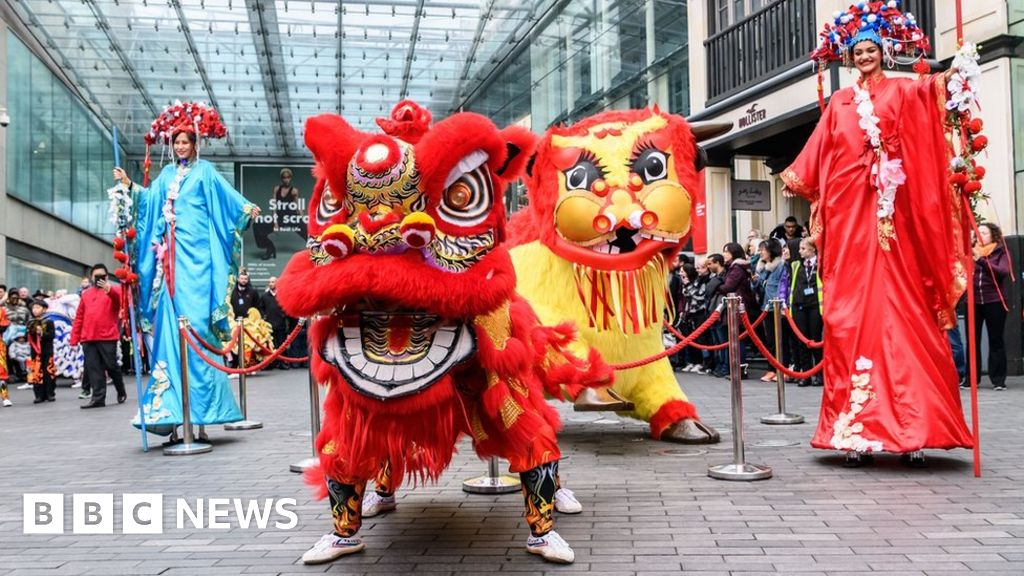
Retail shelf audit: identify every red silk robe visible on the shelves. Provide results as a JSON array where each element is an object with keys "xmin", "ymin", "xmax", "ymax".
[{"xmin": 782, "ymin": 74, "xmax": 973, "ymax": 453}]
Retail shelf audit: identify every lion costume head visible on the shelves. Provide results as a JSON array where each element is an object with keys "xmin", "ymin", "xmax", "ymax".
[
  {"xmin": 510, "ymin": 107, "xmax": 727, "ymax": 332},
  {"xmin": 277, "ymin": 101, "xmax": 610, "ymax": 486}
]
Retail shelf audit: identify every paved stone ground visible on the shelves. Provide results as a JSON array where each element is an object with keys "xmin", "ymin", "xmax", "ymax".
[{"xmin": 1, "ymin": 366, "xmax": 1023, "ymax": 576}]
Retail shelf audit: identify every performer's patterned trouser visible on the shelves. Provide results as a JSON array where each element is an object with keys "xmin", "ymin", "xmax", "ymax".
[{"xmin": 325, "ymin": 460, "xmax": 561, "ymax": 538}]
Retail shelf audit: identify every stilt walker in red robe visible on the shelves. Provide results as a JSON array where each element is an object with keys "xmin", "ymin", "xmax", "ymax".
[{"xmin": 781, "ymin": 1, "xmax": 980, "ymax": 466}]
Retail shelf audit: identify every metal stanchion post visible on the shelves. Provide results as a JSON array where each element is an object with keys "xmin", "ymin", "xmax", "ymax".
[
  {"xmin": 761, "ymin": 299, "xmax": 804, "ymax": 425},
  {"xmin": 708, "ymin": 295, "xmax": 771, "ymax": 481},
  {"xmin": 462, "ymin": 456, "xmax": 521, "ymax": 494},
  {"xmin": 226, "ymin": 322, "xmax": 263, "ymax": 430},
  {"xmin": 165, "ymin": 317, "xmax": 213, "ymax": 456},
  {"xmin": 291, "ymin": 323, "xmax": 320, "ymax": 473}
]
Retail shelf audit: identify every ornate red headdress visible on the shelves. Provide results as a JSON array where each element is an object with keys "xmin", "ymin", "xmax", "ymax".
[
  {"xmin": 144, "ymin": 101, "xmax": 227, "ymax": 145},
  {"xmin": 810, "ymin": 1, "xmax": 931, "ymax": 111},
  {"xmin": 811, "ymin": 1, "xmax": 930, "ymax": 66},
  {"xmin": 142, "ymin": 101, "xmax": 227, "ymax": 184}
]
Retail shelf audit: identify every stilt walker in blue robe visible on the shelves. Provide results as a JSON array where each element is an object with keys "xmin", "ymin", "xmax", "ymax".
[{"xmin": 112, "ymin": 101, "xmax": 258, "ymax": 435}]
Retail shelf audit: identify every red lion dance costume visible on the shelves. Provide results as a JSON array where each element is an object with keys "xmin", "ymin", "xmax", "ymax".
[
  {"xmin": 508, "ymin": 108, "xmax": 727, "ymax": 443},
  {"xmin": 277, "ymin": 101, "xmax": 611, "ymax": 566}
]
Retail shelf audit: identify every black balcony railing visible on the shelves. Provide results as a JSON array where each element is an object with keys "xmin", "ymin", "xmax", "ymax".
[
  {"xmin": 705, "ymin": 0, "xmax": 817, "ymax": 103},
  {"xmin": 705, "ymin": 0, "xmax": 936, "ymax": 105}
]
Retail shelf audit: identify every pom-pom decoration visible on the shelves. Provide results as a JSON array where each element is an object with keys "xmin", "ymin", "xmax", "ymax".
[{"xmin": 318, "ymin": 224, "xmax": 356, "ymax": 260}]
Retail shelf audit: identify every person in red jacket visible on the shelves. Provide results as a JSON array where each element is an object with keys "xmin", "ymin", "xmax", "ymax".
[{"xmin": 71, "ymin": 263, "xmax": 127, "ymax": 408}]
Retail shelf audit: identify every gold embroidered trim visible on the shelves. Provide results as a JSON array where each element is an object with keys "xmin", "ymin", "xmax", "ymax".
[
  {"xmin": 474, "ymin": 301, "xmax": 512, "ymax": 351},
  {"xmin": 470, "ymin": 410, "xmax": 489, "ymax": 441},
  {"xmin": 877, "ymin": 217, "xmax": 895, "ymax": 251},
  {"xmin": 500, "ymin": 396, "xmax": 524, "ymax": 430}
]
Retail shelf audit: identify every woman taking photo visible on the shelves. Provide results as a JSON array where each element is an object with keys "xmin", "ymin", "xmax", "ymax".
[{"xmin": 972, "ymin": 223, "xmax": 1010, "ymax": 391}]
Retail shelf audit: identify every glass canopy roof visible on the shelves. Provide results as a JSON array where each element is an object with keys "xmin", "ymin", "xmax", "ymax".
[{"xmin": 10, "ymin": 0, "xmax": 552, "ymax": 158}]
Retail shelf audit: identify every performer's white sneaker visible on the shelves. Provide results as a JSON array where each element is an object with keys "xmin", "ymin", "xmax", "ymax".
[
  {"xmin": 526, "ymin": 530, "xmax": 575, "ymax": 564},
  {"xmin": 553, "ymin": 488, "xmax": 582, "ymax": 514},
  {"xmin": 301, "ymin": 533, "xmax": 364, "ymax": 564},
  {"xmin": 17, "ymin": 383, "xmax": 31, "ymax": 390},
  {"xmin": 362, "ymin": 492, "xmax": 397, "ymax": 518},
  {"xmin": 2, "ymin": 399, "xmax": 11, "ymax": 407}
]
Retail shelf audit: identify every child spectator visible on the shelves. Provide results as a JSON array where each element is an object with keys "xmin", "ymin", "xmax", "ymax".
[{"xmin": 27, "ymin": 299, "xmax": 57, "ymax": 403}]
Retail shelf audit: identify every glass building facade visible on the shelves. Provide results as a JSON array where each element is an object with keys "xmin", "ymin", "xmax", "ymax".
[
  {"xmin": 6, "ymin": 31, "xmax": 123, "ymax": 240},
  {"xmin": 462, "ymin": 0, "xmax": 690, "ymax": 131}
]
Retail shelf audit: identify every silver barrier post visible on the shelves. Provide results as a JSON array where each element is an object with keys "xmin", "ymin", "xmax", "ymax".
[
  {"xmin": 225, "ymin": 321, "xmax": 263, "ymax": 430},
  {"xmin": 708, "ymin": 295, "xmax": 771, "ymax": 481},
  {"xmin": 165, "ymin": 317, "xmax": 213, "ymax": 456},
  {"xmin": 291, "ymin": 320, "xmax": 320, "ymax": 473},
  {"xmin": 761, "ymin": 299, "xmax": 804, "ymax": 425},
  {"xmin": 462, "ymin": 456, "xmax": 521, "ymax": 494}
]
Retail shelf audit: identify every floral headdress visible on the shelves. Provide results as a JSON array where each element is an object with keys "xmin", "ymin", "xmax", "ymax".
[
  {"xmin": 142, "ymin": 101, "xmax": 227, "ymax": 183},
  {"xmin": 811, "ymin": 1, "xmax": 930, "ymax": 68},
  {"xmin": 144, "ymin": 101, "xmax": 227, "ymax": 146}
]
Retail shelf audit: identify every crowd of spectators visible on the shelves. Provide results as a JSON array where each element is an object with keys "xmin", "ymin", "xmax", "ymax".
[
  {"xmin": 0, "ymin": 267, "xmax": 305, "ymax": 407},
  {"xmin": 667, "ymin": 215, "xmax": 1012, "ymax": 391}
]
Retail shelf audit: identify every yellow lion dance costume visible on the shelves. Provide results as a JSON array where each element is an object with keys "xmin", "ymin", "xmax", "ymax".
[{"xmin": 508, "ymin": 107, "xmax": 727, "ymax": 443}]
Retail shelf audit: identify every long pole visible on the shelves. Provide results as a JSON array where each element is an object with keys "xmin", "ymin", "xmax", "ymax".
[
  {"xmin": 127, "ymin": 290, "xmax": 149, "ymax": 452},
  {"xmin": 955, "ymin": 0, "xmax": 964, "ymax": 45}
]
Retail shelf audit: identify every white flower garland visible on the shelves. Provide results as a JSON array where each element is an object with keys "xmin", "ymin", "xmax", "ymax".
[
  {"xmin": 107, "ymin": 183, "xmax": 133, "ymax": 228},
  {"xmin": 947, "ymin": 42, "xmax": 981, "ymax": 113},
  {"xmin": 162, "ymin": 163, "xmax": 191, "ymax": 226},
  {"xmin": 853, "ymin": 83, "xmax": 905, "ymax": 221}
]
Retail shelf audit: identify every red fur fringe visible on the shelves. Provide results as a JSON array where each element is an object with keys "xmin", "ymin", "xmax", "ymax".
[{"xmin": 649, "ymin": 399, "xmax": 699, "ymax": 439}]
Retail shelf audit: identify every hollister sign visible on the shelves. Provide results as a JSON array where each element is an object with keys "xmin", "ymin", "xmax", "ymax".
[{"xmin": 738, "ymin": 103, "xmax": 767, "ymax": 129}]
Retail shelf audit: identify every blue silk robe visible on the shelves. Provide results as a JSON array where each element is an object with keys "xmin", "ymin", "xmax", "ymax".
[{"xmin": 130, "ymin": 159, "xmax": 255, "ymax": 434}]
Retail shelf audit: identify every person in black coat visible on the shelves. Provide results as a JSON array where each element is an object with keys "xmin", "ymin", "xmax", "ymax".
[
  {"xmin": 260, "ymin": 276, "xmax": 292, "ymax": 370},
  {"xmin": 231, "ymin": 270, "xmax": 261, "ymax": 319}
]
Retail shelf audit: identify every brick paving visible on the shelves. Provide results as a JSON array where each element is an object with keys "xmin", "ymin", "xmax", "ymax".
[{"xmin": 1, "ymin": 367, "xmax": 1023, "ymax": 575}]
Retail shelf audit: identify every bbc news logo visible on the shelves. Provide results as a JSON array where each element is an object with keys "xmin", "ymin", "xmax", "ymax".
[{"xmin": 23, "ymin": 494, "xmax": 298, "ymax": 534}]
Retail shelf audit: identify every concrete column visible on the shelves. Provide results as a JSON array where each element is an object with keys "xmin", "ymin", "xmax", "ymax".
[{"xmin": 704, "ymin": 166, "xmax": 733, "ymax": 252}]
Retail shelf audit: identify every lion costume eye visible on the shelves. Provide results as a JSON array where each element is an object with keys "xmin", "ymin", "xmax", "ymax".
[
  {"xmin": 439, "ymin": 150, "xmax": 493, "ymax": 227},
  {"xmin": 564, "ymin": 152, "xmax": 603, "ymax": 191},
  {"xmin": 316, "ymin": 181, "xmax": 345, "ymax": 225},
  {"xmin": 439, "ymin": 168, "xmax": 491, "ymax": 226},
  {"xmin": 631, "ymin": 148, "xmax": 669, "ymax": 184}
]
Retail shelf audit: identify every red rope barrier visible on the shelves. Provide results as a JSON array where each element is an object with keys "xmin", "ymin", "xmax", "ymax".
[
  {"xmin": 181, "ymin": 321, "xmax": 305, "ymax": 375},
  {"xmin": 665, "ymin": 309, "xmax": 769, "ymax": 351},
  {"xmin": 187, "ymin": 324, "xmax": 241, "ymax": 356},
  {"xmin": 782, "ymin": 309, "xmax": 824, "ymax": 349},
  {"xmin": 609, "ymin": 310, "xmax": 722, "ymax": 371},
  {"xmin": 242, "ymin": 326, "xmax": 310, "ymax": 363},
  {"xmin": 741, "ymin": 313, "xmax": 823, "ymax": 379}
]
